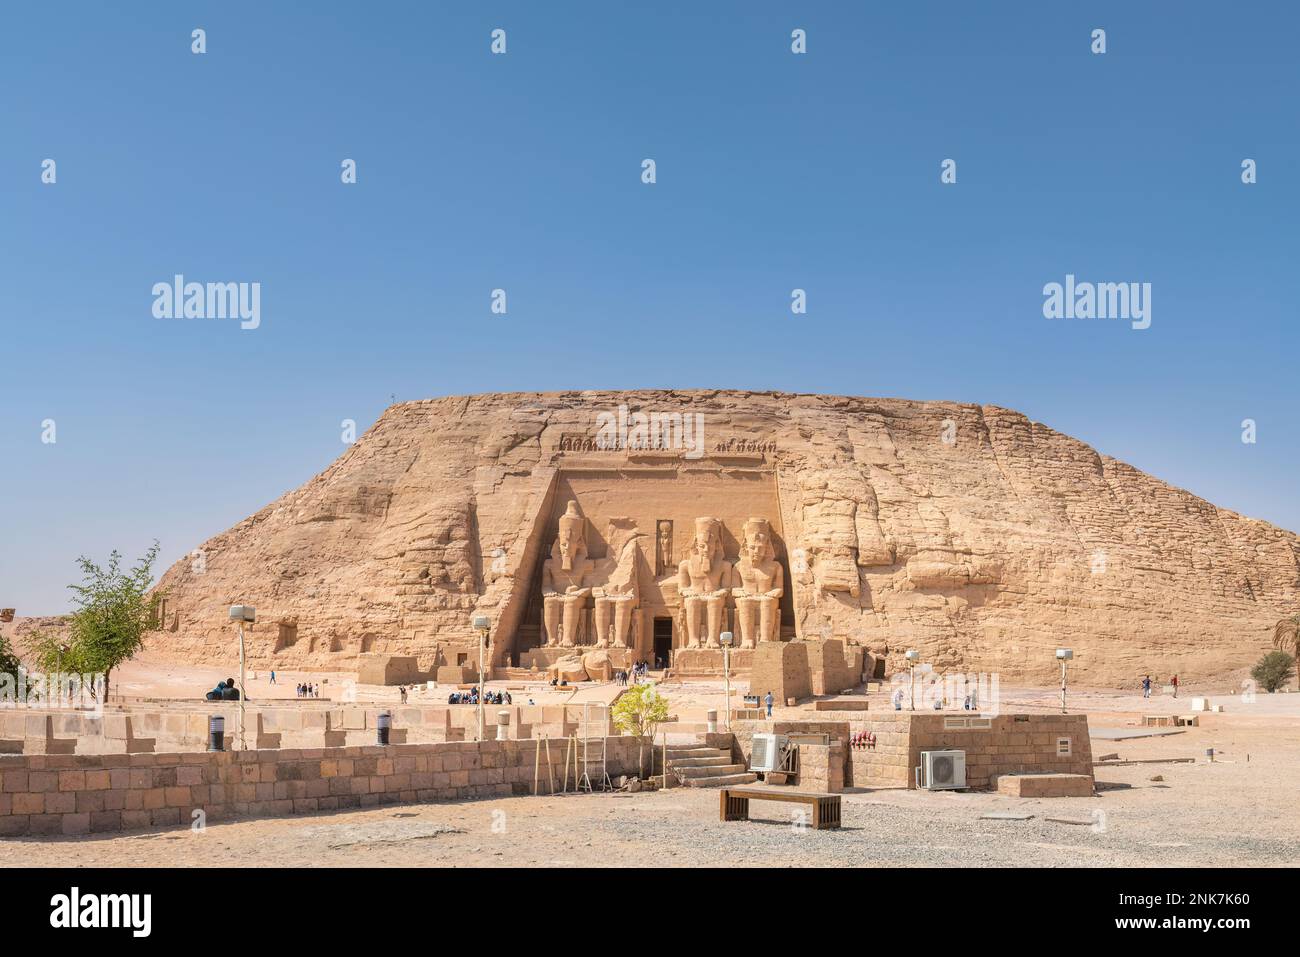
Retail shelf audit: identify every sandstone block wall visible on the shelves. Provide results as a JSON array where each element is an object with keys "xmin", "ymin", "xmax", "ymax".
[
  {"xmin": 0, "ymin": 735, "xmax": 653, "ymax": 837},
  {"xmin": 0, "ymin": 703, "xmax": 604, "ymax": 756},
  {"xmin": 795, "ymin": 742, "xmax": 845, "ymax": 793},
  {"xmin": 732, "ymin": 712, "xmax": 1093, "ymax": 791}
]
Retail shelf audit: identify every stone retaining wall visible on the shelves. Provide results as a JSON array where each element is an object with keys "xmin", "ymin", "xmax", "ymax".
[
  {"xmin": 0, "ymin": 735, "xmax": 653, "ymax": 837},
  {"xmin": 0, "ymin": 703, "xmax": 608, "ymax": 756},
  {"xmin": 732, "ymin": 712, "xmax": 1093, "ymax": 790}
]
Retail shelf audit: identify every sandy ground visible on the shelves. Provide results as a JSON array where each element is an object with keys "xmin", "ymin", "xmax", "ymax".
[{"xmin": 4, "ymin": 658, "xmax": 1298, "ymax": 867}]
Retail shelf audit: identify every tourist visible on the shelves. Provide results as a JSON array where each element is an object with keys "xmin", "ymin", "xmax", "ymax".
[
  {"xmin": 221, "ymin": 679, "xmax": 240, "ymax": 701},
  {"xmin": 399, "ymin": 685, "xmax": 408, "ymax": 704},
  {"xmin": 764, "ymin": 690, "xmax": 774, "ymax": 718},
  {"xmin": 206, "ymin": 680, "xmax": 227, "ymax": 701},
  {"xmin": 892, "ymin": 687, "xmax": 903, "ymax": 710},
  {"xmin": 1141, "ymin": 675, "xmax": 1152, "ymax": 699},
  {"xmin": 1171, "ymin": 674, "xmax": 1179, "ymax": 698},
  {"xmin": 963, "ymin": 691, "xmax": 972, "ymax": 711},
  {"xmin": 269, "ymin": 670, "xmax": 276, "ymax": 685}
]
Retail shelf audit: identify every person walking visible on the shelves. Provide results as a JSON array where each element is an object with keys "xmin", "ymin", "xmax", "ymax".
[
  {"xmin": 764, "ymin": 690, "xmax": 774, "ymax": 718},
  {"xmin": 1170, "ymin": 674, "xmax": 1178, "ymax": 698},
  {"xmin": 269, "ymin": 670, "xmax": 276, "ymax": 685},
  {"xmin": 1141, "ymin": 675, "xmax": 1152, "ymax": 699}
]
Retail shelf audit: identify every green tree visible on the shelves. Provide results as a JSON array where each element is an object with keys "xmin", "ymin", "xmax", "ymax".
[
  {"xmin": 1250, "ymin": 650, "xmax": 1296, "ymax": 694},
  {"xmin": 612, "ymin": 682, "xmax": 670, "ymax": 737},
  {"xmin": 0, "ymin": 632, "xmax": 21, "ymax": 679},
  {"xmin": 32, "ymin": 542, "xmax": 164, "ymax": 701},
  {"xmin": 612, "ymin": 683, "xmax": 670, "ymax": 779}
]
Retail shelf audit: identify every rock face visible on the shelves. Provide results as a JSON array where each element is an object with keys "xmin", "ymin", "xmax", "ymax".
[{"xmin": 150, "ymin": 391, "xmax": 1300, "ymax": 685}]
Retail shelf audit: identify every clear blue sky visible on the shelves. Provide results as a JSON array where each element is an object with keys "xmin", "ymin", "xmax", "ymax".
[{"xmin": 2, "ymin": 2, "xmax": 1296, "ymax": 614}]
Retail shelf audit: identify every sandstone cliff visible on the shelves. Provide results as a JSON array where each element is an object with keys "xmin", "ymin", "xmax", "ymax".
[{"xmin": 149, "ymin": 391, "xmax": 1299, "ymax": 685}]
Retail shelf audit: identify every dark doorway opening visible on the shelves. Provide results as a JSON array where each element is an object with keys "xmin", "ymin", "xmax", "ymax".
[{"xmin": 653, "ymin": 618, "xmax": 673, "ymax": 670}]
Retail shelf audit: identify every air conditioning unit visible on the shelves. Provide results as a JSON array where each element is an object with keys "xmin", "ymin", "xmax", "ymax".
[
  {"xmin": 750, "ymin": 733, "xmax": 789, "ymax": 772},
  {"xmin": 916, "ymin": 749, "xmax": 966, "ymax": 790}
]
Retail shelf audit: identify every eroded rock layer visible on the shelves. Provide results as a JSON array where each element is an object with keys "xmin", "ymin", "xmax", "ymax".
[{"xmin": 150, "ymin": 391, "xmax": 1299, "ymax": 685}]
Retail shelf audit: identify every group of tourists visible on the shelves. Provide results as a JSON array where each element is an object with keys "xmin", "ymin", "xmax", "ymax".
[
  {"xmin": 615, "ymin": 661, "xmax": 652, "ymax": 686},
  {"xmin": 297, "ymin": 682, "xmax": 320, "ymax": 698},
  {"xmin": 1141, "ymin": 674, "xmax": 1178, "ymax": 698},
  {"xmin": 447, "ymin": 688, "xmax": 511, "ymax": 705},
  {"xmin": 205, "ymin": 679, "xmax": 241, "ymax": 701}
]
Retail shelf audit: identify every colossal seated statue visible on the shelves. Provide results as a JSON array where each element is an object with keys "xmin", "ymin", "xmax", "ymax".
[
  {"xmin": 732, "ymin": 516, "xmax": 783, "ymax": 648},
  {"xmin": 677, "ymin": 517, "xmax": 732, "ymax": 649},
  {"xmin": 542, "ymin": 500, "xmax": 594, "ymax": 647},
  {"xmin": 592, "ymin": 520, "xmax": 642, "ymax": 648}
]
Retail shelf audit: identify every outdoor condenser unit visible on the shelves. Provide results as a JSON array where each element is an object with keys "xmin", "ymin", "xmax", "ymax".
[
  {"xmin": 916, "ymin": 749, "xmax": 967, "ymax": 790},
  {"xmin": 750, "ymin": 733, "xmax": 789, "ymax": 772}
]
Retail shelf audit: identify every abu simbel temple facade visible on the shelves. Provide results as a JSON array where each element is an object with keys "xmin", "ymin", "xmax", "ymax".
[{"xmin": 152, "ymin": 391, "xmax": 1300, "ymax": 685}]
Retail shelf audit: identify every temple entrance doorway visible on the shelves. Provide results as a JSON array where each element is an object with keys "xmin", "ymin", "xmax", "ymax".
[{"xmin": 653, "ymin": 618, "xmax": 673, "ymax": 669}]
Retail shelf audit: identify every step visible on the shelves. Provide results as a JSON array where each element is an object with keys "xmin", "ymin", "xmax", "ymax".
[
  {"xmin": 684, "ymin": 771, "xmax": 759, "ymax": 788},
  {"xmin": 676, "ymin": 763, "xmax": 748, "ymax": 779},
  {"xmin": 667, "ymin": 756, "xmax": 734, "ymax": 769},
  {"xmin": 665, "ymin": 746, "xmax": 729, "ymax": 758}
]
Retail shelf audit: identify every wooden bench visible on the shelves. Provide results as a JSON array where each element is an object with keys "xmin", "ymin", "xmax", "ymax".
[{"xmin": 719, "ymin": 787, "xmax": 842, "ymax": 830}]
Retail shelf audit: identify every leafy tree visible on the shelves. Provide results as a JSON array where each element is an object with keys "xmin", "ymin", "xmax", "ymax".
[
  {"xmin": 32, "ymin": 542, "xmax": 164, "ymax": 700},
  {"xmin": 0, "ymin": 632, "xmax": 21, "ymax": 679},
  {"xmin": 612, "ymin": 683, "xmax": 670, "ymax": 779},
  {"xmin": 1250, "ymin": 650, "xmax": 1296, "ymax": 694},
  {"xmin": 612, "ymin": 682, "xmax": 670, "ymax": 737}
]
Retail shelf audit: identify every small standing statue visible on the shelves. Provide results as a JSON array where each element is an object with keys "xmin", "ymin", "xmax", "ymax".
[
  {"xmin": 656, "ymin": 520, "xmax": 673, "ymax": 576},
  {"xmin": 542, "ymin": 500, "xmax": 593, "ymax": 647},
  {"xmin": 732, "ymin": 517, "xmax": 783, "ymax": 648}
]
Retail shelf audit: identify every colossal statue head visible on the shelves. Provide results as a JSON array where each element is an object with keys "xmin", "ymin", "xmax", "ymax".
[
  {"xmin": 553, "ymin": 500, "xmax": 587, "ymax": 571},
  {"xmin": 743, "ymin": 517, "xmax": 776, "ymax": 564},
  {"xmin": 690, "ymin": 517, "xmax": 723, "ymax": 573}
]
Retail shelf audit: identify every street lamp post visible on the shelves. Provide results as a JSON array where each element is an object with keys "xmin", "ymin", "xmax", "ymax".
[
  {"xmin": 1056, "ymin": 648, "xmax": 1073, "ymax": 713},
  {"xmin": 720, "ymin": 631, "xmax": 734, "ymax": 731},
  {"xmin": 473, "ymin": 616, "xmax": 491, "ymax": 741},
  {"xmin": 905, "ymin": 649, "xmax": 920, "ymax": 711},
  {"xmin": 228, "ymin": 605, "xmax": 256, "ymax": 750}
]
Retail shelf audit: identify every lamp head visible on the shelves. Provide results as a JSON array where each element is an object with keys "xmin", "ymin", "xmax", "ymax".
[
  {"xmin": 472, "ymin": 615, "xmax": 490, "ymax": 632},
  {"xmin": 228, "ymin": 605, "xmax": 256, "ymax": 623},
  {"xmin": 1056, "ymin": 648, "xmax": 1074, "ymax": 660},
  {"xmin": 720, "ymin": 631, "xmax": 734, "ymax": 647}
]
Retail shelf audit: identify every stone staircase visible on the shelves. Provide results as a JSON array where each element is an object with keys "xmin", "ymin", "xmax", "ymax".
[{"xmin": 665, "ymin": 744, "xmax": 757, "ymax": 788}]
